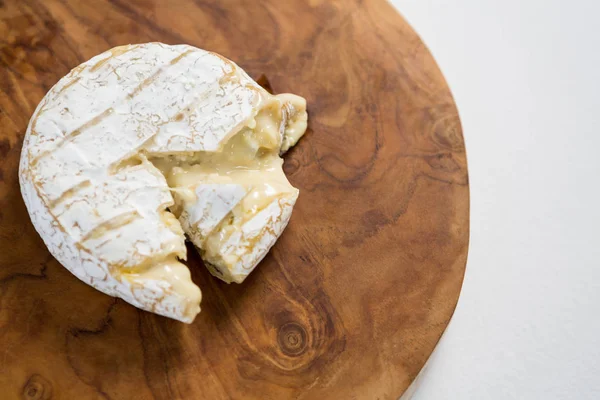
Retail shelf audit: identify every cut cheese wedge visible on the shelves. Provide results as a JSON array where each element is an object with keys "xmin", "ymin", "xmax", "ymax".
[{"xmin": 19, "ymin": 43, "xmax": 307, "ymax": 323}]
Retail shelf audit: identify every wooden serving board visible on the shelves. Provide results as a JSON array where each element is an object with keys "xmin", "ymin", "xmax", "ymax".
[{"xmin": 0, "ymin": 1, "xmax": 469, "ymax": 399}]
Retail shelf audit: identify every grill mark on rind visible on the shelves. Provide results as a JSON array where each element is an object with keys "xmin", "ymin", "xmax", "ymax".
[
  {"xmin": 48, "ymin": 180, "xmax": 92, "ymax": 209},
  {"xmin": 118, "ymin": 252, "xmax": 181, "ymax": 276},
  {"xmin": 47, "ymin": 76, "xmax": 81, "ymax": 104},
  {"xmin": 30, "ymin": 107, "xmax": 115, "ymax": 165},
  {"xmin": 80, "ymin": 210, "xmax": 141, "ymax": 243},
  {"xmin": 90, "ymin": 45, "xmax": 137, "ymax": 72},
  {"xmin": 110, "ymin": 153, "xmax": 147, "ymax": 174}
]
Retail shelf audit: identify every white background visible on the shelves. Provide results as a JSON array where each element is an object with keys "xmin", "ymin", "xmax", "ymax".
[{"xmin": 390, "ymin": 0, "xmax": 600, "ymax": 399}]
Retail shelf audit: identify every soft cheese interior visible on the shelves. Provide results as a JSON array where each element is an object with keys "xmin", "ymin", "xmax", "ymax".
[
  {"xmin": 149, "ymin": 93, "xmax": 307, "ymax": 284},
  {"xmin": 19, "ymin": 43, "xmax": 307, "ymax": 323}
]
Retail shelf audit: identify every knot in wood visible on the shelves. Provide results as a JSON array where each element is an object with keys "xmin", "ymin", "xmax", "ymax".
[
  {"xmin": 277, "ymin": 322, "xmax": 307, "ymax": 356},
  {"xmin": 283, "ymin": 157, "xmax": 300, "ymax": 175},
  {"xmin": 432, "ymin": 113, "xmax": 463, "ymax": 151},
  {"xmin": 22, "ymin": 374, "xmax": 52, "ymax": 400}
]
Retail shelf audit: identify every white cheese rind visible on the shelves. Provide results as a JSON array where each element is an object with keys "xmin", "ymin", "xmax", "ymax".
[
  {"xmin": 202, "ymin": 193, "xmax": 298, "ymax": 283},
  {"xmin": 19, "ymin": 42, "xmax": 307, "ymax": 322},
  {"xmin": 177, "ymin": 183, "xmax": 251, "ymax": 246},
  {"xmin": 277, "ymin": 93, "xmax": 308, "ymax": 154}
]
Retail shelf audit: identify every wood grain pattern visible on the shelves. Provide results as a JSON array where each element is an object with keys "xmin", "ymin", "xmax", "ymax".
[{"xmin": 0, "ymin": 0, "xmax": 469, "ymax": 399}]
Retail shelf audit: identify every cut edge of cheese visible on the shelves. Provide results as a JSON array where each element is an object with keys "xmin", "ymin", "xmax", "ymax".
[{"xmin": 201, "ymin": 192, "xmax": 298, "ymax": 283}]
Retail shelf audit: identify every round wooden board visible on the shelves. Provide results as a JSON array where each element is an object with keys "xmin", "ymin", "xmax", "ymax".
[{"xmin": 0, "ymin": 1, "xmax": 469, "ymax": 399}]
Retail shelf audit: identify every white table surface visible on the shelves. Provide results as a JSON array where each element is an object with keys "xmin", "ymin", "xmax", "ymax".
[{"xmin": 390, "ymin": 1, "xmax": 600, "ymax": 399}]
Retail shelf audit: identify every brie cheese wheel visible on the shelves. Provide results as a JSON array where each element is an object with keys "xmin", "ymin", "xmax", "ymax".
[{"xmin": 19, "ymin": 43, "xmax": 307, "ymax": 323}]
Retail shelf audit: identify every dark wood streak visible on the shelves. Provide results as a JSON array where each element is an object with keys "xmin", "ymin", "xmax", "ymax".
[
  {"xmin": 0, "ymin": 263, "xmax": 47, "ymax": 285},
  {"xmin": 106, "ymin": 0, "xmax": 188, "ymax": 45},
  {"xmin": 136, "ymin": 314, "xmax": 160, "ymax": 400},
  {"xmin": 64, "ymin": 299, "xmax": 117, "ymax": 400},
  {"xmin": 25, "ymin": 0, "xmax": 86, "ymax": 65},
  {"xmin": 0, "ymin": 1, "xmax": 469, "ymax": 399},
  {"xmin": 0, "ymin": 138, "xmax": 11, "ymax": 157}
]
